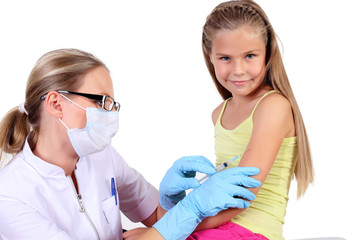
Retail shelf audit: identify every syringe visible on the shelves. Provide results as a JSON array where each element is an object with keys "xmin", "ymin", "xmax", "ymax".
[{"xmin": 198, "ymin": 156, "xmax": 239, "ymax": 183}]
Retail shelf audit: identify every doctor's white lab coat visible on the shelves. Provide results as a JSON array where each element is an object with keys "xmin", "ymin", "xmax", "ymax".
[{"xmin": 0, "ymin": 140, "xmax": 159, "ymax": 240}]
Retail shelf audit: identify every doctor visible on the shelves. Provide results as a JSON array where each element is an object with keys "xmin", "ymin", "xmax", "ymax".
[{"xmin": 0, "ymin": 49, "xmax": 261, "ymax": 240}]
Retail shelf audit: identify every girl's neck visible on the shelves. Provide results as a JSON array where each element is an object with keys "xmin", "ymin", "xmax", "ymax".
[{"xmin": 230, "ymin": 86, "xmax": 272, "ymax": 106}]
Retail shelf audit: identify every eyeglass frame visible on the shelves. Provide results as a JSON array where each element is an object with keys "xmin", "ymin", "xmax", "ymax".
[{"xmin": 40, "ymin": 90, "xmax": 120, "ymax": 112}]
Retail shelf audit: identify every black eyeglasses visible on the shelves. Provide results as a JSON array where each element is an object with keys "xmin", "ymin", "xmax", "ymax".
[{"xmin": 40, "ymin": 90, "xmax": 120, "ymax": 112}]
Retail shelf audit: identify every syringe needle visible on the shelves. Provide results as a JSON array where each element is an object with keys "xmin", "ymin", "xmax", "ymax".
[{"xmin": 198, "ymin": 156, "xmax": 239, "ymax": 183}]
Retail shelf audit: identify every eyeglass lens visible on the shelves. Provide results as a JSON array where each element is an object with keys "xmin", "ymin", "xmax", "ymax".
[{"xmin": 104, "ymin": 96, "xmax": 120, "ymax": 111}]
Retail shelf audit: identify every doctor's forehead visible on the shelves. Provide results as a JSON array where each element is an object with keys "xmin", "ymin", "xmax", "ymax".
[{"xmin": 77, "ymin": 66, "xmax": 114, "ymax": 97}]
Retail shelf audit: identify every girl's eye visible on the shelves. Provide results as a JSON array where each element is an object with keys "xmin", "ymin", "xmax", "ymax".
[
  {"xmin": 246, "ymin": 54, "xmax": 255, "ymax": 60},
  {"xmin": 220, "ymin": 56, "xmax": 230, "ymax": 61}
]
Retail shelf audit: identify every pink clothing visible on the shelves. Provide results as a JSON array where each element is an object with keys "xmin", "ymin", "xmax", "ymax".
[{"xmin": 186, "ymin": 222, "xmax": 269, "ymax": 240}]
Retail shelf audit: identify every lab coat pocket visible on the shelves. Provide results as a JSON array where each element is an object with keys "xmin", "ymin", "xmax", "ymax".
[{"xmin": 101, "ymin": 196, "xmax": 122, "ymax": 239}]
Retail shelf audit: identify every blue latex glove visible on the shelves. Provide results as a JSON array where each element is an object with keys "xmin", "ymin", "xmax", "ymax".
[
  {"xmin": 154, "ymin": 167, "xmax": 261, "ymax": 240},
  {"xmin": 159, "ymin": 156, "xmax": 216, "ymax": 210}
]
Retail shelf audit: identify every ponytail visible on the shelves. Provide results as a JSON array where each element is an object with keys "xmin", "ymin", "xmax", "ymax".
[{"xmin": 0, "ymin": 107, "xmax": 30, "ymax": 163}]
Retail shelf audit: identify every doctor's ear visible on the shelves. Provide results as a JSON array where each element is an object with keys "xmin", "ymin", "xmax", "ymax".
[{"xmin": 43, "ymin": 91, "xmax": 65, "ymax": 118}]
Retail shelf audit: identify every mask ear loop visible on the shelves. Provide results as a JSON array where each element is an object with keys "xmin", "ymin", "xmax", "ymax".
[
  {"xmin": 58, "ymin": 93, "xmax": 86, "ymax": 130},
  {"xmin": 60, "ymin": 94, "xmax": 86, "ymax": 111},
  {"xmin": 58, "ymin": 118, "xmax": 70, "ymax": 130}
]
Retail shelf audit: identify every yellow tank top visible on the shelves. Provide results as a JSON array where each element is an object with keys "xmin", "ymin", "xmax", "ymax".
[{"xmin": 215, "ymin": 91, "xmax": 297, "ymax": 240}]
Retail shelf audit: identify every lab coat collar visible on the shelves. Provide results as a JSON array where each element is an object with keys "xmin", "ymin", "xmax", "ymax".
[{"xmin": 22, "ymin": 138, "xmax": 67, "ymax": 178}]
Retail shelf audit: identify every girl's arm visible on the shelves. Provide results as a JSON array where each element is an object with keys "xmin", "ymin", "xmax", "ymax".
[{"xmin": 196, "ymin": 93, "xmax": 295, "ymax": 231}]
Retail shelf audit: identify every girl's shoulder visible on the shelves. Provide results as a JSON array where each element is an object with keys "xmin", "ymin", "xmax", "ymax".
[
  {"xmin": 253, "ymin": 92, "xmax": 295, "ymax": 137},
  {"xmin": 255, "ymin": 91, "xmax": 292, "ymax": 115},
  {"xmin": 211, "ymin": 99, "xmax": 229, "ymax": 125},
  {"xmin": 211, "ymin": 102, "xmax": 223, "ymax": 125}
]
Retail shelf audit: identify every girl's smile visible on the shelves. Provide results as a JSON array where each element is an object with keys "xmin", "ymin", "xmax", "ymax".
[
  {"xmin": 209, "ymin": 25, "xmax": 266, "ymax": 98},
  {"xmin": 229, "ymin": 80, "xmax": 250, "ymax": 86}
]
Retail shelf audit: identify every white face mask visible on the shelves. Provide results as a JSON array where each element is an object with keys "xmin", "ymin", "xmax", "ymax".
[{"xmin": 59, "ymin": 94, "xmax": 119, "ymax": 157}]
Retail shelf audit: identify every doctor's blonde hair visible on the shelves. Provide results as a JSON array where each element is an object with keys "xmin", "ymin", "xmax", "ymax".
[
  {"xmin": 0, "ymin": 49, "xmax": 106, "ymax": 163},
  {"xmin": 202, "ymin": 0, "xmax": 314, "ymax": 197}
]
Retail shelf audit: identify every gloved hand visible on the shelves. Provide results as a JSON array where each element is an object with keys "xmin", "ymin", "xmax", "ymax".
[
  {"xmin": 154, "ymin": 167, "xmax": 261, "ymax": 240},
  {"xmin": 159, "ymin": 156, "xmax": 216, "ymax": 210}
]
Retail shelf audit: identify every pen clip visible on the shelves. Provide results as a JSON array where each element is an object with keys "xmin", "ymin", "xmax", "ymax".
[{"xmin": 111, "ymin": 177, "xmax": 118, "ymax": 205}]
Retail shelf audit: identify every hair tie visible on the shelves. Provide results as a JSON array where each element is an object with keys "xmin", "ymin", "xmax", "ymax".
[{"xmin": 18, "ymin": 103, "xmax": 29, "ymax": 115}]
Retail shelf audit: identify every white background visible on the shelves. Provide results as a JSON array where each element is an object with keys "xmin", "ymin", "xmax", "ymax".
[{"xmin": 0, "ymin": 1, "xmax": 359, "ymax": 239}]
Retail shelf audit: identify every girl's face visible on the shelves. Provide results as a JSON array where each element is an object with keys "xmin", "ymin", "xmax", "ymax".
[{"xmin": 209, "ymin": 25, "xmax": 267, "ymax": 98}]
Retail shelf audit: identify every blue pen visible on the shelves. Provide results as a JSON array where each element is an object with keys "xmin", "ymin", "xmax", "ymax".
[{"xmin": 111, "ymin": 177, "xmax": 117, "ymax": 205}]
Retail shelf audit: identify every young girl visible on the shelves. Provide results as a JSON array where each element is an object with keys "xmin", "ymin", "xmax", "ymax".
[{"xmin": 188, "ymin": 0, "xmax": 314, "ymax": 239}]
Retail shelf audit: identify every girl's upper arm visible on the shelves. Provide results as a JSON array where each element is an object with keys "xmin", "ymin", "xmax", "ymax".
[{"xmin": 239, "ymin": 93, "xmax": 295, "ymax": 184}]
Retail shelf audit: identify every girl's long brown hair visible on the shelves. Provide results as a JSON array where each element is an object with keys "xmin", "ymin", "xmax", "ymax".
[{"xmin": 202, "ymin": 0, "xmax": 314, "ymax": 197}]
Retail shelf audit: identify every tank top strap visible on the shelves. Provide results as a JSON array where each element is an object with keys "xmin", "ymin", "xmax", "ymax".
[
  {"xmin": 250, "ymin": 90, "xmax": 277, "ymax": 118},
  {"xmin": 217, "ymin": 98, "xmax": 232, "ymax": 124}
]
